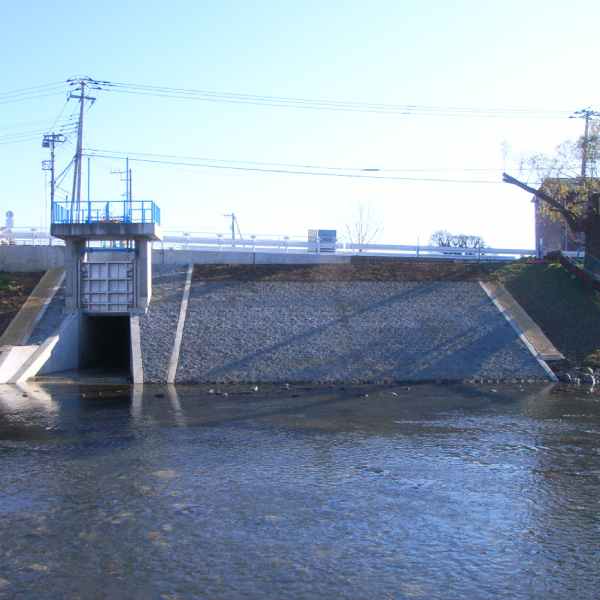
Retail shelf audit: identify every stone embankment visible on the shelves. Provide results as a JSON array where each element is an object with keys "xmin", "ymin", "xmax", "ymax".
[
  {"xmin": 138, "ymin": 265, "xmax": 189, "ymax": 382},
  {"xmin": 139, "ymin": 264, "xmax": 553, "ymax": 384}
]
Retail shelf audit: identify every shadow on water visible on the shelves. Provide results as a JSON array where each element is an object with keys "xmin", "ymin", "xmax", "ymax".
[
  {"xmin": 1, "ymin": 380, "xmax": 580, "ymax": 431},
  {"xmin": 33, "ymin": 366, "xmax": 132, "ymax": 385}
]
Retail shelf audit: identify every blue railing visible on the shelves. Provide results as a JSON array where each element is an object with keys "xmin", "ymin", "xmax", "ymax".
[{"xmin": 52, "ymin": 200, "xmax": 161, "ymax": 226}]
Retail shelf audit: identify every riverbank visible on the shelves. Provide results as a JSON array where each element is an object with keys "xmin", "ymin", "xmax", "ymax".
[
  {"xmin": 486, "ymin": 261, "xmax": 600, "ymax": 370},
  {"xmin": 3, "ymin": 260, "xmax": 599, "ymax": 382},
  {"xmin": 153, "ymin": 264, "xmax": 551, "ymax": 384},
  {"xmin": 191, "ymin": 260, "xmax": 600, "ymax": 371}
]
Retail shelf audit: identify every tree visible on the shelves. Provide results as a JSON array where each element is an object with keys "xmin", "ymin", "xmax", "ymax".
[
  {"xmin": 429, "ymin": 229, "xmax": 486, "ymax": 248},
  {"xmin": 429, "ymin": 229, "xmax": 454, "ymax": 247},
  {"xmin": 503, "ymin": 117, "xmax": 600, "ymax": 269},
  {"xmin": 344, "ymin": 202, "xmax": 383, "ymax": 250}
]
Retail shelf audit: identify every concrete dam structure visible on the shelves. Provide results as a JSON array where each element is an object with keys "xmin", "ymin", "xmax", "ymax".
[
  {"xmin": 0, "ymin": 198, "xmax": 562, "ymax": 384},
  {"xmin": 0, "ymin": 259, "xmax": 560, "ymax": 385}
]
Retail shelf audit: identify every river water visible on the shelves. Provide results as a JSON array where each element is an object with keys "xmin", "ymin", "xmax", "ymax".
[{"xmin": 0, "ymin": 382, "xmax": 599, "ymax": 600}]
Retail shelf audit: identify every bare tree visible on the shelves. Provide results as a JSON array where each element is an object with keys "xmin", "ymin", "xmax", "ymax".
[
  {"xmin": 429, "ymin": 229, "xmax": 454, "ymax": 247},
  {"xmin": 429, "ymin": 230, "xmax": 485, "ymax": 248},
  {"xmin": 344, "ymin": 202, "xmax": 383, "ymax": 250}
]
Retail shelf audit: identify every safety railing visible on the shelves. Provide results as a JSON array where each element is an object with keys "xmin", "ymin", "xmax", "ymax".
[
  {"xmin": 51, "ymin": 200, "xmax": 161, "ymax": 226},
  {"xmin": 0, "ymin": 227, "xmax": 537, "ymax": 260},
  {"xmin": 154, "ymin": 232, "xmax": 536, "ymax": 260},
  {"xmin": 560, "ymin": 250, "xmax": 599, "ymax": 292}
]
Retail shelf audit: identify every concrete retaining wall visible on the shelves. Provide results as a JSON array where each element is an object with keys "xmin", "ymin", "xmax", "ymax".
[
  {"xmin": 0, "ymin": 246, "xmax": 65, "ymax": 272},
  {"xmin": 36, "ymin": 313, "xmax": 80, "ymax": 375},
  {"xmin": 151, "ymin": 249, "xmax": 351, "ymax": 265},
  {"xmin": 0, "ymin": 246, "xmax": 349, "ymax": 272}
]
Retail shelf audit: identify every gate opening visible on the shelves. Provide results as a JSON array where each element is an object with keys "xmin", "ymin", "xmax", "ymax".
[{"xmin": 82, "ymin": 315, "xmax": 131, "ymax": 376}]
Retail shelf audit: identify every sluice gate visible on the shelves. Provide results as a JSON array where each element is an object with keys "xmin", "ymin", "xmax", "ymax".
[{"xmin": 0, "ymin": 200, "xmax": 162, "ymax": 383}]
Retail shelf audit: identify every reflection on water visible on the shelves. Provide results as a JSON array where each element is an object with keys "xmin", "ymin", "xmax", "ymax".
[{"xmin": 1, "ymin": 382, "xmax": 599, "ymax": 600}]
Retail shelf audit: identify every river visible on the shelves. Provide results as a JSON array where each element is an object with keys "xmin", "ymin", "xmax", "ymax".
[{"xmin": 0, "ymin": 382, "xmax": 599, "ymax": 599}]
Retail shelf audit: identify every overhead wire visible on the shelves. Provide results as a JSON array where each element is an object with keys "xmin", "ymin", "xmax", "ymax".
[
  {"xmin": 0, "ymin": 84, "xmax": 70, "ymax": 105},
  {"xmin": 87, "ymin": 148, "xmax": 503, "ymax": 175},
  {"xmin": 0, "ymin": 81, "xmax": 69, "ymax": 98},
  {"xmin": 85, "ymin": 148, "xmax": 503, "ymax": 183},
  {"xmin": 101, "ymin": 80, "xmax": 572, "ymax": 119},
  {"xmin": 2, "ymin": 77, "xmax": 576, "ymax": 194}
]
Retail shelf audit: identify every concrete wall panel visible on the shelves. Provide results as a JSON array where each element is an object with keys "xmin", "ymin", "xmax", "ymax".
[{"xmin": 0, "ymin": 246, "xmax": 64, "ymax": 272}]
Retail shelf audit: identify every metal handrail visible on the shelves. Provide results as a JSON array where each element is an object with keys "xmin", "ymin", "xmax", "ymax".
[{"xmin": 51, "ymin": 200, "xmax": 161, "ymax": 226}]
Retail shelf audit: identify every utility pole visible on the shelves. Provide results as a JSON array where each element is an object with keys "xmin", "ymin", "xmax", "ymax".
[
  {"xmin": 224, "ymin": 213, "xmax": 243, "ymax": 241},
  {"xmin": 571, "ymin": 107, "xmax": 600, "ymax": 178},
  {"xmin": 68, "ymin": 78, "xmax": 98, "ymax": 221},
  {"xmin": 224, "ymin": 213, "xmax": 236, "ymax": 240},
  {"xmin": 111, "ymin": 158, "xmax": 133, "ymax": 220},
  {"xmin": 42, "ymin": 133, "xmax": 65, "ymax": 224}
]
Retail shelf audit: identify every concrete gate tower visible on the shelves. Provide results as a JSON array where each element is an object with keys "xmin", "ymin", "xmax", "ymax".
[
  {"xmin": 51, "ymin": 199, "xmax": 162, "ymax": 314},
  {"xmin": 49, "ymin": 198, "xmax": 163, "ymax": 380}
]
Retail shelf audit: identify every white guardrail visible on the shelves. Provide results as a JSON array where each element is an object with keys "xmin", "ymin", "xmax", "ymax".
[{"xmin": 0, "ymin": 228, "xmax": 539, "ymax": 260}]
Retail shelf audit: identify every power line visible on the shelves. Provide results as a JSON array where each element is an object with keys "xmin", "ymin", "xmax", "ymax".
[
  {"xmin": 86, "ymin": 148, "xmax": 503, "ymax": 173},
  {"xmin": 85, "ymin": 149, "xmax": 503, "ymax": 183},
  {"xmin": 0, "ymin": 118, "xmax": 62, "ymax": 131},
  {"xmin": 0, "ymin": 82, "xmax": 70, "ymax": 105},
  {"xmin": 0, "ymin": 81, "xmax": 68, "ymax": 98},
  {"xmin": 100, "ymin": 80, "xmax": 571, "ymax": 118}
]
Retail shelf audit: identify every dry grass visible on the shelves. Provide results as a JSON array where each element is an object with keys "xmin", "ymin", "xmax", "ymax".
[
  {"xmin": 0, "ymin": 272, "xmax": 44, "ymax": 335},
  {"xmin": 193, "ymin": 261, "xmax": 492, "ymax": 282}
]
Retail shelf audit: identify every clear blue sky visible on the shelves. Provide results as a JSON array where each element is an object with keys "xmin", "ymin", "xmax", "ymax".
[{"xmin": 2, "ymin": 0, "xmax": 599, "ymax": 248}]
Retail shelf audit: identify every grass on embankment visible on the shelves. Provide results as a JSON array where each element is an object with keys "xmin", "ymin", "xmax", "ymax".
[
  {"xmin": 487, "ymin": 262, "xmax": 600, "ymax": 368},
  {"xmin": 0, "ymin": 272, "xmax": 44, "ymax": 336}
]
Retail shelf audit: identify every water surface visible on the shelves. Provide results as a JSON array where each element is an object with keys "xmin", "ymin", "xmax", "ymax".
[{"xmin": 1, "ymin": 383, "xmax": 599, "ymax": 599}]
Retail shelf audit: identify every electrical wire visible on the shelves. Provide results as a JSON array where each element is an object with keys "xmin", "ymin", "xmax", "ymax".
[
  {"xmin": 86, "ymin": 148, "xmax": 503, "ymax": 175},
  {"xmin": 0, "ymin": 82, "xmax": 70, "ymax": 105},
  {"xmin": 0, "ymin": 81, "xmax": 68, "ymax": 98},
  {"xmin": 101, "ymin": 80, "xmax": 572, "ymax": 119},
  {"xmin": 85, "ymin": 148, "xmax": 503, "ymax": 183}
]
